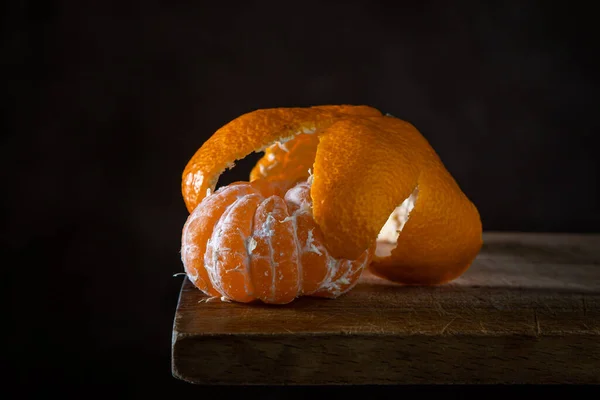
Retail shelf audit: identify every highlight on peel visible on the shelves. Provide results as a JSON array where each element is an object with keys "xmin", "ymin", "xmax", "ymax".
[{"xmin": 181, "ymin": 104, "xmax": 483, "ymax": 303}]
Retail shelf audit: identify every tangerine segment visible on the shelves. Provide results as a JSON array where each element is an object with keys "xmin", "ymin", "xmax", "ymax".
[
  {"xmin": 312, "ymin": 243, "xmax": 374, "ymax": 298},
  {"xmin": 283, "ymin": 181, "xmax": 331, "ymax": 295},
  {"xmin": 250, "ymin": 196, "xmax": 301, "ymax": 304},
  {"xmin": 181, "ymin": 183, "xmax": 257, "ymax": 297},
  {"xmin": 311, "ymin": 115, "xmax": 482, "ymax": 283},
  {"xmin": 245, "ymin": 197, "xmax": 274, "ymax": 303},
  {"xmin": 182, "ymin": 105, "xmax": 382, "ymax": 213},
  {"xmin": 208, "ymin": 194, "xmax": 262, "ymax": 302}
]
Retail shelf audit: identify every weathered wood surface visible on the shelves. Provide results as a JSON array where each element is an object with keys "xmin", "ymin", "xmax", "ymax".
[{"xmin": 172, "ymin": 232, "xmax": 600, "ymax": 384}]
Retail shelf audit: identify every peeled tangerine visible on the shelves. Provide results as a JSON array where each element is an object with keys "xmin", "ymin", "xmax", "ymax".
[{"xmin": 180, "ymin": 105, "xmax": 483, "ymax": 304}]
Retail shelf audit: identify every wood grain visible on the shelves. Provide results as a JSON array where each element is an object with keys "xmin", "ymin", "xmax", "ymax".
[{"xmin": 172, "ymin": 232, "xmax": 600, "ymax": 384}]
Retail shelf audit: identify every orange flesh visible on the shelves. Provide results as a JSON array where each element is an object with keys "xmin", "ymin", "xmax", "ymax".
[
  {"xmin": 211, "ymin": 194, "xmax": 261, "ymax": 302},
  {"xmin": 283, "ymin": 182, "xmax": 330, "ymax": 295},
  {"xmin": 181, "ymin": 179, "xmax": 374, "ymax": 303}
]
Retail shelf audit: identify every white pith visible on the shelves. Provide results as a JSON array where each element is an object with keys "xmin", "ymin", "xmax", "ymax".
[{"xmin": 376, "ymin": 187, "xmax": 419, "ymax": 258}]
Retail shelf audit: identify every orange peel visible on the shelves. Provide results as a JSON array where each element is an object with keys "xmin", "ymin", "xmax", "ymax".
[{"xmin": 181, "ymin": 105, "xmax": 482, "ymax": 297}]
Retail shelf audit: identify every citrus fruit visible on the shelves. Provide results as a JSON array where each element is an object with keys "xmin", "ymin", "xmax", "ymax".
[{"xmin": 181, "ymin": 105, "xmax": 482, "ymax": 303}]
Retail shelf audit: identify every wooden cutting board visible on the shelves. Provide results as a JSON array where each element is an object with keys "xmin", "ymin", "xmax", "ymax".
[{"xmin": 171, "ymin": 232, "xmax": 600, "ymax": 384}]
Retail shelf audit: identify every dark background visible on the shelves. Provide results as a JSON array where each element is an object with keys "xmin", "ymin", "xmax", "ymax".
[{"xmin": 3, "ymin": 0, "xmax": 598, "ymax": 396}]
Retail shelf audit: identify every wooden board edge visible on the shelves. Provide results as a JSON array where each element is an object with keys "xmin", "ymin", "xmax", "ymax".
[{"xmin": 171, "ymin": 332, "xmax": 600, "ymax": 385}]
